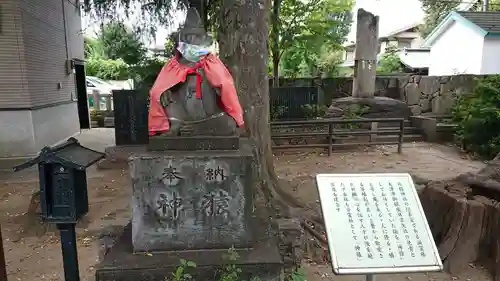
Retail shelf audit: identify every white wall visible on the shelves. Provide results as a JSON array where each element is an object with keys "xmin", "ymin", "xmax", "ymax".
[
  {"xmin": 480, "ymin": 37, "xmax": 500, "ymax": 74},
  {"xmin": 429, "ymin": 21, "xmax": 484, "ymax": 75},
  {"xmin": 410, "ymin": 37, "xmax": 424, "ymax": 48},
  {"xmin": 345, "ymin": 51, "xmax": 355, "ymax": 62},
  {"xmin": 0, "ymin": 103, "xmax": 79, "ymax": 159}
]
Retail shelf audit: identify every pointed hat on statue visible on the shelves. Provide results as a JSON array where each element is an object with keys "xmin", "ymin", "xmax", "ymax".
[
  {"xmin": 178, "ymin": 7, "xmax": 213, "ymax": 47},
  {"xmin": 180, "ymin": 7, "xmax": 205, "ymax": 35}
]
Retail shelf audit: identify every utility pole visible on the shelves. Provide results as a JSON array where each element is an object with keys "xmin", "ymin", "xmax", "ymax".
[
  {"xmin": 352, "ymin": 9, "xmax": 379, "ymax": 99},
  {"xmin": 484, "ymin": 0, "xmax": 489, "ymax": 11}
]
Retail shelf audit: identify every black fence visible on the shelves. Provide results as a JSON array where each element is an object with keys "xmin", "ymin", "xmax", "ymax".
[
  {"xmin": 110, "ymin": 87, "xmax": 322, "ymax": 145},
  {"xmin": 108, "ymin": 90, "xmax": 405, "ymax": 154},
  {"xmin": 270, "ymin": 86, "xmax": 319, "ymax": 121}
]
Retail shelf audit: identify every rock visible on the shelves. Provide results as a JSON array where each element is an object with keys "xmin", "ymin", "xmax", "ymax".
[
  {"xmin": 325, "ymin": 96, "xmax": 410, "ymax": 119},
  {"xmin": 409, "ymin": 105, "xmax": 422, "ymax": 116},
  {"xmin": 275, "ymin": 218, "xmax": 305, "ymax": 275},
  {"xmin": 420, "ymin": 99, "xmax": 431, "ymax": 113},
  {"xmin": 419, "ymin": 76, "xmax": 441, "ymax": 95},
  {"xmin": 405, "ymin": 83, "xmax": 421, "ymax": 105}
]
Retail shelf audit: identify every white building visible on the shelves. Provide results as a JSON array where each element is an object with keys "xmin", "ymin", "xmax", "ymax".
[
  {"xmin": 342, "ymin": 23, "xmax": 426, "ymax": 69},
  {"xmin": 0, "ymin": 0, "xmax": 86, "ymax": 162},
  {"xmin": 423, "ymin": 11, "xmax": 500, "ymax": 76}
]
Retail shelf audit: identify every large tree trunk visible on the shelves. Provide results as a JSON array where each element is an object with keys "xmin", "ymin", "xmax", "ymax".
[
  {"xmin": 218, "ymin": 0, "xmax": 293, "ymax": 213},
  {"xmin": 418, "ymin": 153, "xmax": 500, "ymax": 280},
  {"xmin": 271, "ymin": 0, "xmax": 280, "ymax": 87}
]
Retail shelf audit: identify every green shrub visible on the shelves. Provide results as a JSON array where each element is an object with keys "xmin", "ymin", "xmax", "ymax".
[
  {"xmin": 340, "ymin": 104, "xmax": 369, "ymax": 130},
  {"xmin": 166, "ymin": 247, "xmax": 306, "ymax": 281},
  {"xmin": 130, "ymin": 58, "xmax": 167, "ymax": 89},
  {"xmin": 271, "ymin": 105, "xmax": 289, "ymax": 121},
  {"xmin": 86, "ymin": 57, "xmax": 130, "ymax": 80},
  {"xmin": 301, "ymin": 104, "xmax": 328, "ymax": 119},
  {"xmin": 451, "ymin": 75, "xmax": 500, "ymax": 159}
]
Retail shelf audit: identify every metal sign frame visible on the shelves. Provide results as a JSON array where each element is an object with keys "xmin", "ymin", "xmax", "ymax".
[{"xmin": 316, "ymin": 173, "xmax": 443, "ymax": 275}]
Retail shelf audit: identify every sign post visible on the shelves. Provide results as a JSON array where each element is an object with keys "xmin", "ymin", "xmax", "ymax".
[{"xmin": 316, "ymin": 173, "xmax": 443, "ymax": 280}]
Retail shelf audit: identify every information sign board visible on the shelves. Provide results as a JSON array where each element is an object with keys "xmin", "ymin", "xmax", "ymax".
[{"xmin": 316, "ymin": 173, "xmax": 443, "ymax": 275}]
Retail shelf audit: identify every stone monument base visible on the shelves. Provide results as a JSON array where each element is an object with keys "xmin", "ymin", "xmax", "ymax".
[
  {"xmin": 325, "ymin": 96, "xmax": 411, "ymax": 127},
  {"xmin": 95, "ymin": 223, "xmax": 283, "ymax": 281},
  {"xmin": 130, "ymin": 140, "xmax": 255, "ymax": 252}
]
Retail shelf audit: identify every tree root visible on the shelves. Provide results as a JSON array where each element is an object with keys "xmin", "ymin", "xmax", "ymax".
[
  {"xmin": 418, "ymin": 155, "xmax": 500, "ymax": 280},
  {"xmin": 260, "ymin": 176, "xmax": 328, "ymax": 252},
  {"xmin": 19, "ymin": 190, "xmax": 57, "ymax": 237}
]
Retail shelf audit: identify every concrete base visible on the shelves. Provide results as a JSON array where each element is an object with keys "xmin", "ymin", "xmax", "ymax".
[
  {"xmin": 0, "ymin": 102, "xmax": 79, "ymax": 159},
  {"xmin": 95, "ymin": 222, "xmax": 284, "ymax": 281}
]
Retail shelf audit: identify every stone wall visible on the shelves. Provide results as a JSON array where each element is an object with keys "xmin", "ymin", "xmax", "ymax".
[
  {"xmin": 272, "ymin": 74, "xmax": 481, "ymax": 116},
  {"xmin": 400, "ymin": 75, "xmax": 477, "ymax": 115}
]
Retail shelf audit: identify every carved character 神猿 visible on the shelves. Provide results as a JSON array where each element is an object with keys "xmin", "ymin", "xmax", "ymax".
[{"xmin": 148, "ymin": 8, "xmax": 244, "ymax": 136}]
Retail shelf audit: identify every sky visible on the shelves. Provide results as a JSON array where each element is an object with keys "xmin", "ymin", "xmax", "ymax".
[
  {"xmin": 81, "ymin": 0, "xmax": 427, "ymax": 49},
  {"xmin": 81, "ymin": 3, "xmax": 186, "ymax": 49},
  {"xmin": 346, "ymin": 0, "xmax": 425, "ymax": 44}
]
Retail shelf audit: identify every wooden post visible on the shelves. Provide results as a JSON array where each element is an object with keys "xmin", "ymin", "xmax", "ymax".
[
  {"xmin": 328, "ymin": 123, "xmax": 333, "ymax": 156},
  {"xmin": 398, "ymin": 119, "xmax": 404, "ymax": 154},
  {"xmin": 370, "ymin": 122, "xmax": 378, "ymax": 143},
  {"xmin": 352, "ymin": 9, "xmax": 379, "ymax": 99},
  {"xmin": 92, "ymin": 90, "xmax": 101, "ymax": 111},
  {"xmin": 0, "ymin": 225, "xmax": 7, "ymax": 281}
]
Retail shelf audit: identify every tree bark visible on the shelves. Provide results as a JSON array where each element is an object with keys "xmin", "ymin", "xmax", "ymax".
[
  {"xmin": 218, "ymin": 0, "xmax": 294, "ymax": 213},
  {"xmin": 0, "ymin": 225, "xmax": 6, "ymax": 281},
  {"xmin": 271, "ymin": 0, "xmax": 281, "ymax": 87}
]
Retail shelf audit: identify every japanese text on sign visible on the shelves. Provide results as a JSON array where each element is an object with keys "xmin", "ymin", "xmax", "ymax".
[{"xmin": 316, "ymin": 173, "xmax": 443, "ymax": 275}]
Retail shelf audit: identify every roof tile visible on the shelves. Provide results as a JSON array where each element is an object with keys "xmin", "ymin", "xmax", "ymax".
[{"xmin": 457, "ymin": 11, "xmax": 500, "ymax": 33}]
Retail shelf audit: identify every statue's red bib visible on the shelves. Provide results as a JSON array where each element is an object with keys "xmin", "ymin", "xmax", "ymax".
[{"xmin": 148, "ymin": 54, "xmax": 245, "ymax": 135}]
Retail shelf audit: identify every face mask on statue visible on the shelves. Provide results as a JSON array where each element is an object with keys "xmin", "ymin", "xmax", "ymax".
[{"xmin": 177, "ymin": 41, "xmax": 211, "ymax": 62}]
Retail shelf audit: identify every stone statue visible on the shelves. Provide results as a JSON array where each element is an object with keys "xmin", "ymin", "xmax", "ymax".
[{"xmin": 148, "ymin": 8, "xmax": 245, "ymax": 137}]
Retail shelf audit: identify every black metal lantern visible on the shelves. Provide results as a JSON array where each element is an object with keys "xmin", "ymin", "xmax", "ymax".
[{"xmin": 14, "ymin": 137, "xmax": 105, "ymax": 281}]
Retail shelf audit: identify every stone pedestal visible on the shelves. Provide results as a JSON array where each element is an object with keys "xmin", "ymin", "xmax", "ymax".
[
  {"xmin": 130, "ymin": 141, "xmax": 255, "ymax": 252},
  {"xmin": 96, "ymin": 222, "xmax": 283, "ymax": 281},
  {"xmin": 95, "ymin": 138, "xmax": 284, "ymax": 280}
]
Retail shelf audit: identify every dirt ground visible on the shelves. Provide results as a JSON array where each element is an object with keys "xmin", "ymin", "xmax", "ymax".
[{"xmin": 0, "ymin": 141, "xmax": 493, "ymax": 281}]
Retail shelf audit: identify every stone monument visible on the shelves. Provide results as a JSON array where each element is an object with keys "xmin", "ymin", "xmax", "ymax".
[
  {"xmin": 96, "ymin": 8, "xmax": 284, "ymax": 281},
  {"xmin": 325, "ymin": 9, "xmax": 410, "ymax": 121}
]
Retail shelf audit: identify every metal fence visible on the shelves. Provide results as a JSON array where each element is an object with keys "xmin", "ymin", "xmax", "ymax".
[
  {"xmin": 271, "ymin": 118, "xmax": 405, "ymax": 155},
  {"xmin": 270, "ymin": 86, "xmax": 319, "ymax": 121}
]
